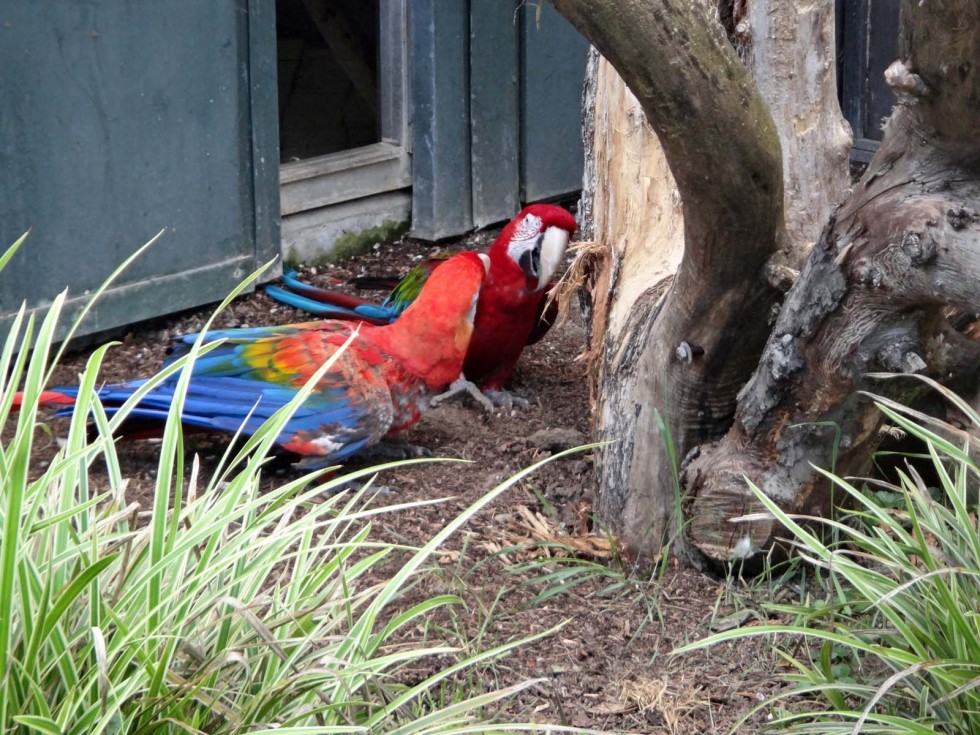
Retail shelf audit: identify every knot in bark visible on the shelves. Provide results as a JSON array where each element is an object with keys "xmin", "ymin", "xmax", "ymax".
[
  {"xmin": 885, "ymin": 59, "xmax": 930, "ymax": 99},
  {"xmin": 850, "ymin": 258, "xmax": 883, "ymax": 287},
  {"xmin": 900, "ymin": 230, "xmax": 937, "ymax": 266},
  {"xmin": 675, "ymin": 341, "xmax": 705, "ymax": 364},
  {"xmin": 946, "ymin": 208, "xmax": 977, "ymax": 231}
]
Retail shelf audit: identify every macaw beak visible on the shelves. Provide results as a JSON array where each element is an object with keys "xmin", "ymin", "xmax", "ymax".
[{"xmin": 519, "ymin": 226, "xmax": 569, "ymax": 290}]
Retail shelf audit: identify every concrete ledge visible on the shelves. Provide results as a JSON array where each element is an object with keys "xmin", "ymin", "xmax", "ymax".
[{"xmin": 280, "ymin": 190, "xmax": 411, "ymax": 265}]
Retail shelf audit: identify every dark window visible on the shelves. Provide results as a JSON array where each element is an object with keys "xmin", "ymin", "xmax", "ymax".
[{"xmin": 276, "ymin": 0, "xmax": 380, "ymax": 162}]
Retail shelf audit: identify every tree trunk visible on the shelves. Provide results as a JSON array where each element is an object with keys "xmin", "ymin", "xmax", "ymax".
[
  {"xmin": 563, "ymin": 0, "xmax": 850, "ymax": 557},
  {"xmin": 734, "ymin": 0, "xmax": 852, "ymax": 266},
  {"xmin": 556, "ymin": 0, "xmax": 784, "ymax": 557},
  {"xmin": 686, "ymin": 0, "xmax": 980, "ymax": 563},
  {"xmin": 563, "ymin": 0, "xmax": 980, "ymax": 563},
  {"xmin": 578, "ymin": 49, "xmax": 687, "ymax": 553}
]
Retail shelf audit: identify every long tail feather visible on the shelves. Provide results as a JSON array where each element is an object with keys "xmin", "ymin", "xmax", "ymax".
[
  {"xmin": 10, "ymin": 390, "xmax": 77, "ymax": 410},
  {"xmin": 265, "ymin": 285, "xmax": 394, "ymax": 325},
  {"xmin": 281, "ymin": 272, "xmax": 377, "ymax": 309}
]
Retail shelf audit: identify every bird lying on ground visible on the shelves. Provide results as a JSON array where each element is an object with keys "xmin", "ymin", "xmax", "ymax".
[
  {"xmin": 266, "ymin": 203, "xmax": 578, "ymax": 411},
  {"xmin": 17, "ymin": 252, "xmax": 489, "ymax": 470}
]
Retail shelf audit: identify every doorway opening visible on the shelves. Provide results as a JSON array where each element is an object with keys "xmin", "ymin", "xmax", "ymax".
[{"xmin": 274, "ymin": 0, "xmax": 412, "ymax": 262}]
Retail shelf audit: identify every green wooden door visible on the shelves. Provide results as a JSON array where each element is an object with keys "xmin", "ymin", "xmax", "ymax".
[
  {"xmin": 410, "ymin": 1, "xmax": 588, "ymax": 240},
  {"xmin": 0, "ymin": 0, "xmax": 279, "ymax": 340}
]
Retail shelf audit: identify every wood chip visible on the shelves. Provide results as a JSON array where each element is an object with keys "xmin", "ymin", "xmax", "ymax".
[{"xmin": 512, "ymin": 504, "xmax": 617, "ymax": 559}]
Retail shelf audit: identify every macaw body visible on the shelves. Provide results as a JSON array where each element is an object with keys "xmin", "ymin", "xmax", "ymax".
[
  {"xmin": 266, "ymin": 204, "xmax": 578, "ymax": 407},
  {"xmin": 21, "ymin": 252, "xmax": 489, "ymax": 468}
]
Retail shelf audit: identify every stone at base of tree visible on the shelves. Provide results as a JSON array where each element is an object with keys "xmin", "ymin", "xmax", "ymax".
[{"xmin": 527, "ymin": 428, "xmax": 587, "ymax": 454}]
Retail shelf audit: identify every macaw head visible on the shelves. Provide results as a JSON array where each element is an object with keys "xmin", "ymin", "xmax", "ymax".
[{"xmin": 492, "ymin": 204, "xmax": 577, "ymax": 291}]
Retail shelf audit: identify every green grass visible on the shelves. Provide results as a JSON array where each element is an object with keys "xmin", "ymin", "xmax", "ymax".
[
  {"xmin": 676, "ymin": 377, "xmax": 980, "ymax": 734},
  {"xmin": 0, "ymin": 233, "xmax": 598, "ymax": 735}
]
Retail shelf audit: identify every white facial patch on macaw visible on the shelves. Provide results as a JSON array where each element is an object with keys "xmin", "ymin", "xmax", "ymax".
[
  {"xmin": 513, "ymin": 213, "xmax": 543, "ymax": 242},
  {"xmin": 506, "ymin": 213, "xmax": 569, "ymax": 290},
  {"xmin": 506, "ymin": 215, "xmax": 543, "ymax": 276}
]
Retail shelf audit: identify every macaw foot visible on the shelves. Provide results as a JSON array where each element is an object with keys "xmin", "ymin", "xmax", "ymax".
[
  {"xmin": 429, "ymin": 376, "xmax": 495, "ymax": 415},
  {"xmin": 356, "ymin": 440, "xmax": 434, "ymax": 461},
  {"xmin": 482, "ymin": 389, "xmax": 530, "ymax": 412}
]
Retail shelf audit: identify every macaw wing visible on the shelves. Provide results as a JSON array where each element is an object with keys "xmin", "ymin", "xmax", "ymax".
[
  {"xmin": 164, "ymin": 322, "xmax": 358, "ymax": 379},
  {"xmin": 378, "ymin": 261, "xmax": 430, "ymax": 314},
  {"xmin": 53, "ymin": 371, "xmax": 391, "ymax": 465}
]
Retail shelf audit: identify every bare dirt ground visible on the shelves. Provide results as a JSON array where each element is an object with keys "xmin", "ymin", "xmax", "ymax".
[{"xmin": 41, "ymin": 227, "xmax": 786, "ymax": 734}]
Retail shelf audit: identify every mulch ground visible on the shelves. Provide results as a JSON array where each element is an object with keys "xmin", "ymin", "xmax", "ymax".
[{"xmin": 38, "ymin": 225, "xmax": 789, "ymax": 734}]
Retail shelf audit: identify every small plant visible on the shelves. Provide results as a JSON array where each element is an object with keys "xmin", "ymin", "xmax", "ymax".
[
  {"xmin": 0, "ymin": 234, "xmax": 590, "ymax": 734},
  {"xmin": 676, "ymin": 378, "xmax": 980, "ymax": 734}
]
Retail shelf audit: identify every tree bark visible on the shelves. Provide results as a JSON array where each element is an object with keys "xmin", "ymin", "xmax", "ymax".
[
  {"xmin": 686, "ymin": 0, "xmax": 980, "ymax": 563},
  {"xmin": 565, "ymin": 0, "xmax": 851, "ymax": 558},
  {"xmin": 555, "ymin": 0, "xmax": 784, "ymax": 556},
  {"xmin": 734, "ymin": 0, "xmax": 852, "ymax": 266},
  {"xmin": 577, "ymin": 49, "xmax": 686, "ymax": 550}
]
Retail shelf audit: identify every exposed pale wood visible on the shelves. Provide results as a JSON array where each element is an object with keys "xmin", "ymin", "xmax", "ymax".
[
  {"xmin": 555, "ymin": 0, "xmax": 784, "ymax": 556},
  {"xmin": 582, "ymin": 57, "xmax": 684, "ymax": 535},
  {"xmin": 738, "ymin": 0, "xmax": 852, "ymax": 265}
]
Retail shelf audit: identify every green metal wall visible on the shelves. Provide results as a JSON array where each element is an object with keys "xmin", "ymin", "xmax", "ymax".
[
  {"xmin": 410, "ymin": 1, "xmax": 589, "ymax": 240},
  {"xmin": 0, "ymin": 0, "xmax": 280, "ymax": 340}
]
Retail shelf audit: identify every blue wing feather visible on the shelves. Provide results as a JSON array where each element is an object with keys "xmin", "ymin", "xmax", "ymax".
[{"xmin": 50, "ymin": 370, "xmax": 383, "ymax": 468}]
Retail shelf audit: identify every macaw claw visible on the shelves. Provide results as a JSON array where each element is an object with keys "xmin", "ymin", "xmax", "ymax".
[
  {"xmin": 483, "ymin": 389, "xmax": 531, "ymax": 412},
  {"xmin": 429, "ymin": 377, "xmax": 531, "ymax": 414},
  {"xmin": 430, "ymin": 376, "xmax": 495, "ymax": 415}
]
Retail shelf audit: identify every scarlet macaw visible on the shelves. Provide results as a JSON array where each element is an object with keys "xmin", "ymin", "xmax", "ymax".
[
  {"xmin": 266, "ymin": 204, "xmax": 578, "ymax": 410},
  {"xmin": 21, "ymin": 252, "xmax": 489, "ymax": 469}
]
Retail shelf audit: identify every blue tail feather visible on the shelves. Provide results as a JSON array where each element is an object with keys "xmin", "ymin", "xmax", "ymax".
[{"xmin": 265, "ymin": 286, "xmax": 398, "ymax": 323}]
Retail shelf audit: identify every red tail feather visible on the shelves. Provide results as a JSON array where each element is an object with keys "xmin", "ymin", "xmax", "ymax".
[
  {"xmin": 10, "ymin": 390, "xmax": 76, "ymax": 410},
  {"xmin": 287, "ymin": 282, "xmax": 376, "ymax": 310}
]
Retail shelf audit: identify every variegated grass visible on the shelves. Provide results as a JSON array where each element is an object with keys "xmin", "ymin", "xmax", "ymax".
[
  {"xmin": 0, "ymin": 233, "xmax": 599, "ymax": 735},
  {"xmin": 677, "ymin": 377, "xmax": 980, "ymax": 734}
]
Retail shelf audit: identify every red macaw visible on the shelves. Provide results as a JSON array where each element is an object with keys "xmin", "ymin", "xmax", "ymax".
[
  {"xmin": 19, "ymin": 252, "xmax": 489, "ymax": 469},
  {"xmin": 266, "ymin": 204, "xmax": 578, "ymax": 410}
]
